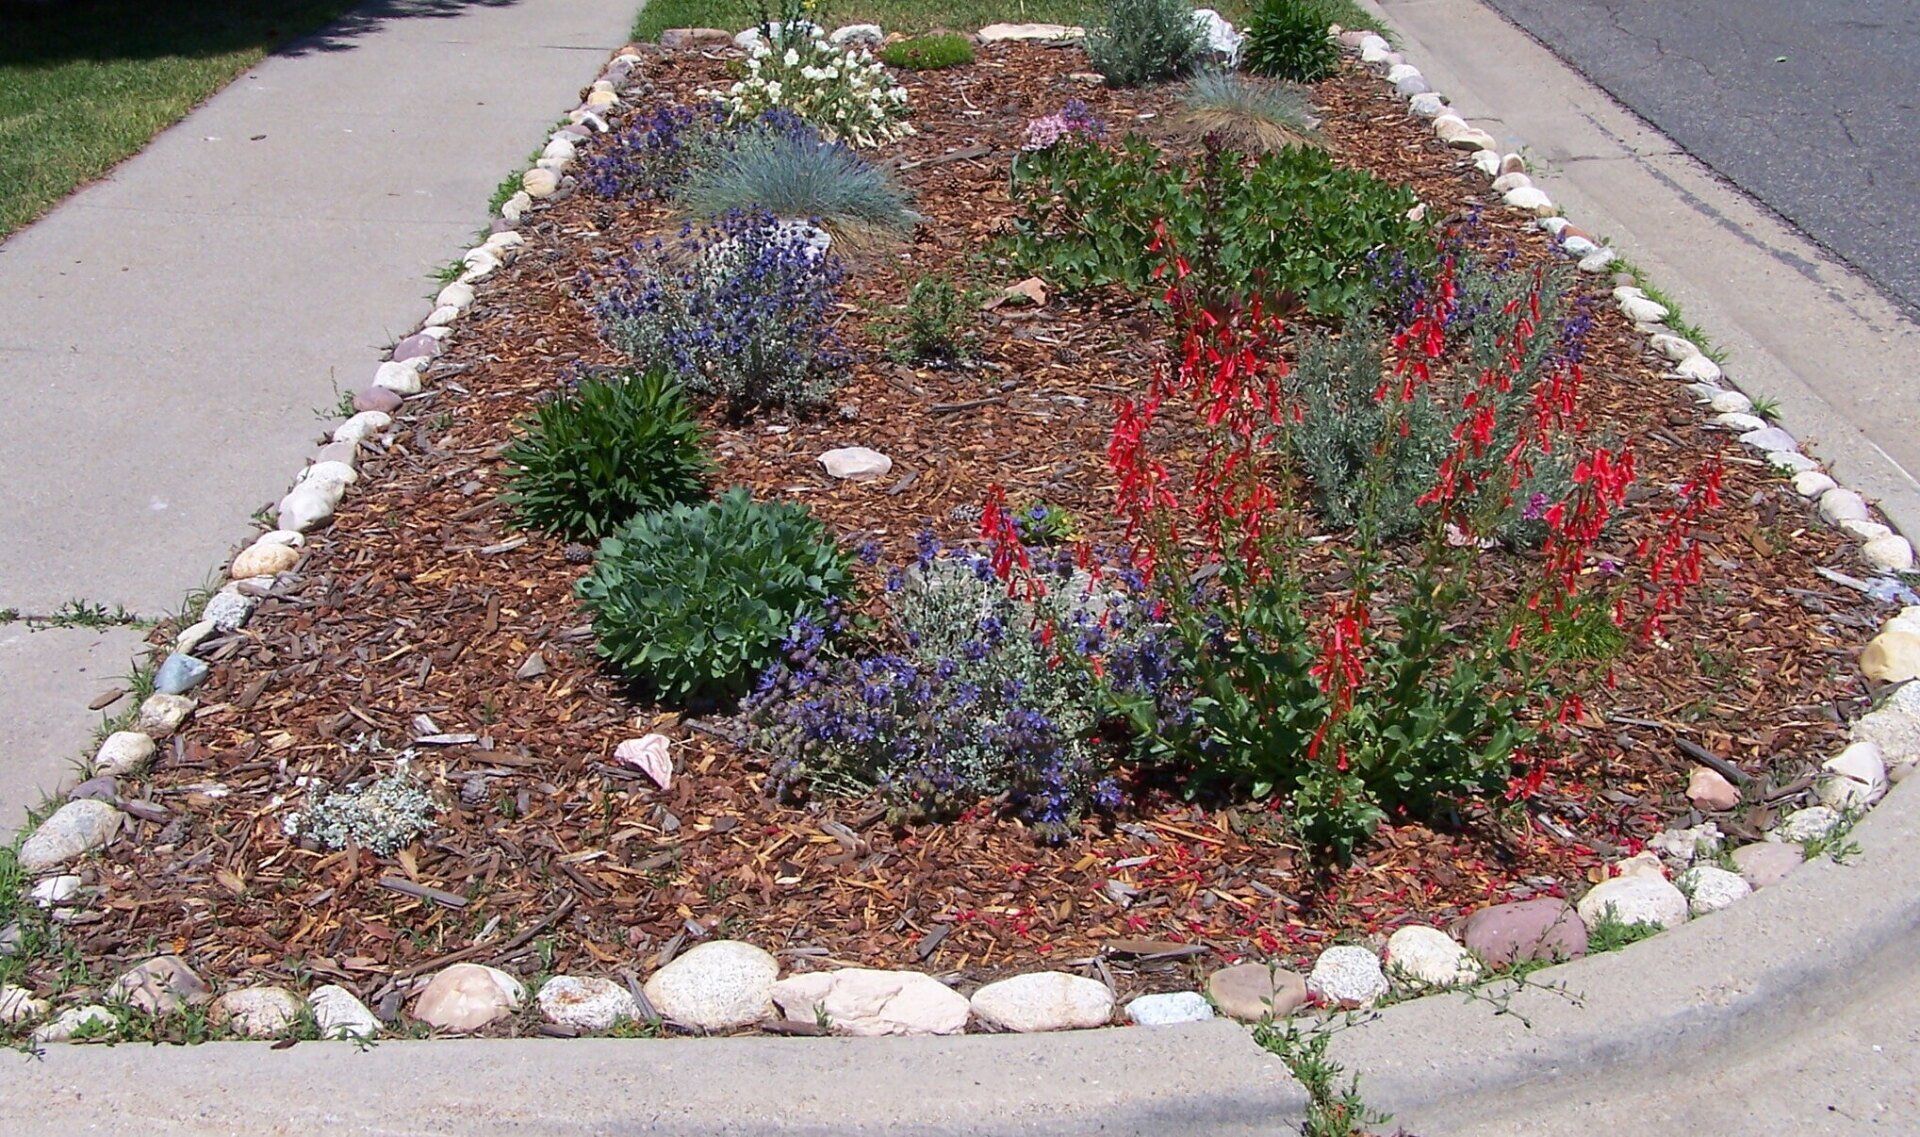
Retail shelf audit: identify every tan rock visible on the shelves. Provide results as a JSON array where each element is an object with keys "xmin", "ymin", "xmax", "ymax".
[
  {"xmin": 413, "ymin": 963, "xmax": 523, "ymax": 1032},
  {"xmin": 1206, "ymin": 963, "xmax": 1308, "ymax": 1022},
  {"xmin": 1686, "ymin": 766, "xmax": 1741, "ymax": 811}
]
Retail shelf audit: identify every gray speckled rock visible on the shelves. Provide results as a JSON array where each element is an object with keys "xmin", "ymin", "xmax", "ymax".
[
  {"xmin": 970, "ymin": 972, "xmax": 1113, "ymax": 1032},
  {"xmin": 1126, "ymin": 990, "xmax": 1214, "ymax": 1026},
  {"xmin": 1770, "ymin": 805, "xmax": 1842, "ymax": 844},
  {"xmin": 537, "ymin": 975, "xmax": 640, "ymax": 1032},
  {"xmin": 1855, "ymin": 683, "xmax": 1920, "ymax": 776},
  {"xmin": 643, "ymin": 941, "xmax": 778, "ymax": 1031},
  {"xmin": 1678, "ymin": 865, "xmax": 1752, "ymax": 915},
  {"xmin": 202, "ymin": 587, "xmax": 255, "ymax": 631},
  {"xmin": 93, "ymin": 731, "xmax": 155, "ymax": 776},
  {"xmin": 211, "ymin": 986, "xmax": 303, "ymax": 1038},
  {"xmin": 19, "ymin": 799, "xmax": 122, "ymax": 872},
  {"xmin": 1575, "ymin": 874, "xmax": 1688, "ymax": 930},
  {"xmin": 1307, "ymin": 946, "xmax": 1388, "ymax": 1008},
  {"xmin": 1384, "ymin": 926, "xmax": 1482, "ymax": 989},
  {"xmin": 33, "ymin": 1003, "xmax": 115, "ymax": 1043}
]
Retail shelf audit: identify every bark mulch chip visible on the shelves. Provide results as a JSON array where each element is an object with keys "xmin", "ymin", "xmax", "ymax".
[{"xmin": 51, "ymin": 44, "xmax": 1881, "ymax": 1027}]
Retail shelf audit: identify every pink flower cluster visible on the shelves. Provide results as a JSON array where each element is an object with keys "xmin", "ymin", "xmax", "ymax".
[{"xmin": 1020, "ymin": 100, "xmax": 1106, "ymax": 152}]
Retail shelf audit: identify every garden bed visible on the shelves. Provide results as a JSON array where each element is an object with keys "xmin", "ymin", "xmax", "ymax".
[{"xmin": 5, "ymin": 34, "xmax": 1891, "ymax": 1036}]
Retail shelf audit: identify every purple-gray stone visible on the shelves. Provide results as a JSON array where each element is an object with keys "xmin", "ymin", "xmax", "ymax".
[
  {"xmin": 1456, "ymin": 898, "xmax": 1588, "ymax": 967},
  {"xmin": 354, "ymin": 386, "xmax": 404, "ymax": 414},
  {"xmin": 390, "ymin": 333, "xmax": 442, "ymax": 363}
]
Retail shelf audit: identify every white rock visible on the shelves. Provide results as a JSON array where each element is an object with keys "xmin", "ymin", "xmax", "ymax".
[
  {"xmin": 1648, "ymin": 822, "xmax": 1723, "ymax": 862},
  {"xmin": 1740, "ymin": 426, "xmax": 1799, "ymax": 452},
  {"xmin": 977, "ymin": 21, "xmax": 1083, "ymax": 41},
  {"xmin": 1383, "ymin": 926, "xmax": 1482, "ymax": 989},
  {"xmin": 819, "ymin": 446, "xmax": 892, "ymax": 481},
  {"xmin": 1432, "ymin": 114, "xmax": 1469, "ymax": 140},
  {"xmin": 1503, "ymin": 186, "xmax": 1556, "ymax": 216},
  {"xmin": 1385, "ymin": 63, "xmax": 1420, "ymax": 84},
  {"xmin": 1678, "ymin": 865, "xmax": 1752, "ymax": 915},
  {"xmin": 1575, "ymin": 874, "xmax": 1688, "ymax": 931},
  {"xmin": 483, "ymin": 230, "xmax": 524, "ymax": 257},
  {"xmin": 1360, "ymin": 41, "xmax": 1392, "ymax": 64},
  {"xmin": 1452, "ymin": 127, "xmax": 1498, "ymax": 152},
  {"xmin": 1471, "ymin": 148, "xmax": 1501, "ymax": 176},
  {"xmin": 541, "ymin": 137, "xmax": 577, "ymax": 163},
  {"xmin": 1713, "ymin": 412, "xmax": 1766, "ymax": 432},
  {"xmin": 1619, "ymin": 295, "xmax": 1669, "ymax": 323},
  {"xmin": 301, "ymin": 462, "xmax": 358, "ymax": 494},
  {"xmin": 1613, "ymin": 285, "xmax": 1647, "ymax": 301},
  {"xmin": 0, "ymin": 984, "xmax": 49, "ymax": 1025},
  {"xmin": 1612, "ymin": 851, "xmax": 1667, "ymax": 879},
  {"xmin": 257, "ymin": 528, "xmax": 308, "ymax": 548},
  {"xmin": 212, "ymin": 986, "xmax": 303, "ymax": 1038},
  {"xmin": 537, "ymin": 976, "xmax": 640, "ymax": 1032},
  {"xmin": 1768, "ymin": 450, "xmax": 1821, "ymax": 474},
  {"xmin": 1888, "ymin": 606, "xmax": 1920, "ymax": 637},
  {"xmin": 1863, "ymin": 535, "xmax": 1915, "ymax": 573},
  {"xmin": 1839, "ymin": 519, "xmax": 1891, "ymax": 542},
  {"xmin": 585, "ymin": 89, "xmax": 617, "ymax": 110},
  {"xmin": 1769, "ymin": 805, "xmax": 1842, "ymax": 844},
  {"xmin": 1356, "ymin": 33, "xmax": 1389, "ymax": 54},
  {"xmin": 1818, "ymin": 487, "xmax": 1870, "ymax": 524},
  {"xmin": 1126, "ymin": 991, "xmax": 1215, "ymax": 1026},
  {"xmin": 175, "ymin": 617, "xmax": 219, "ymax": 652},
  {"xmin": 1651, "ymin": 332, "xmax": 1700, "ymax": 361},
  {"xmin": 1491, "ymin": 172, "xmax": 1532, "ymax": 193},
  {"xmin": 277, "ymin": 482, "xmax": 337, "ymax": 532},
  {"xmin": 436, "ymin": 281, "xmax": 476, "ymax": 311},
  {"xmin": 374, "ymin": 359, "xmax": 426, "ymax": 395},
  {"xmin": 1307, "ymin": 947, "xmax": 1388, "ymax": 1007},
  {"xmin": 419, "ymin": 325, "xmax": 453, "ymax": 342},
  {"xmin": 332, "ymin": 410, "xmax": 392, "ymax": 447},
  {"xmin": 93, "ymin": 731, "xmax": 155, "ymax": 776},
  {"xmin": 31, "ymin": 874, "xmax": 80, "ymax": 907},
  {"xmin": 1579, "ymin": 247, "xmax": 1618, "ymax": 272},
  {"xmin": 969, "ymin": 972, "xmax": 1113, "ymax": 1032},
  {"xmin": 231, "ymin": 540, "xmax": 300, "ymax": 579},
  {"xmin": 1817, "ymin": 741, "xmax": 1888, "ymax": 810},
  {"xmin": 1792, "ymin": 470, "xmax": 1838, "ymax": 498},
  {"xmin": 1674, "ymin": 354, "xmax": 1722, "ymax": 382},
  {"xmin": 414, "ymin": 963, "xmax": 524, "ymax": 1032},
  {"xmin": 32, "ymin": 1003, "xmax": 115, "ymax": 1043},
  {"xmin": 424, "ymin": 303, "xmax": 463, "ymax": 328},
  {"xmin": 1707, "ymin": 390, "xmax": 1752, "ymax": 415},
  {"xmin": 1410, "ymin": 93, "xmax": 1447, "ymax": 118},
  {"xmin": 644, "ymin": 941, "xmax": 778, "ymax": 1031},
  {"xmin": 19, "ymin": 800, "xmax": 123, "ymax": 872},
  {"xmin": 1562, "ymin": 235, "xmax": 1598, "ymax": 256},
  {"xmin": 770, "ymin": 968, "xmax": 970, "ymax": 1036},
  {"xmin": 830, "ymin": 23, "xmax": 885, "ymax": 46},
  {"xmin": 135, "ymin": 692, "xmax": 195, "ymax": 737},
  {"xmin": 110, "ymin": 955, "xmax": 210, "ymax": 1014},
  {"xmin": 309, "ymin": 984, "xmax": 381, "ymax": 1040}
]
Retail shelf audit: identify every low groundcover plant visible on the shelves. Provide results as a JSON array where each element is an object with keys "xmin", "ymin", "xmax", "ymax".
[{"xmin": 700, "ymin": 24, "xmax": 912, "ymax": 148}]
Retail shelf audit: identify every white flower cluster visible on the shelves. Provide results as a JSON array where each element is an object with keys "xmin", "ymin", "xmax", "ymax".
[{"xmin": 699, "ymin": 26, "xmax": 912, "ymax": 148}]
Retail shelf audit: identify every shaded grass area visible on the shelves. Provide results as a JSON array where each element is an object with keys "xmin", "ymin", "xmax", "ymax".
[
  {"xmin": 0, "ymin": 0, "xmax": 395, "ymax": 238},
  {"xmin": 636, "ymin": 0, "xmax": 1269, "ymax": 41}
]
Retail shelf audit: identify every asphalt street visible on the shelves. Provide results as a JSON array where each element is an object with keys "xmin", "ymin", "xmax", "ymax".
[{"xmin": 1480, "ymin": 0, "xmax": 1920, "ymax": 315}]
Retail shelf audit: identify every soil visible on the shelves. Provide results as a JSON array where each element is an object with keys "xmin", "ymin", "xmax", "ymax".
[{"xmin": 29, "ymin": 42, "xmax": 1886, "ymax": 1028}]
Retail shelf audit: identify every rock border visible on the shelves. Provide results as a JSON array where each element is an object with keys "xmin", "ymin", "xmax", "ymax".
[{"xmin": 9, "ymin": 21, "xmax": 1920, "ymax": 1050}]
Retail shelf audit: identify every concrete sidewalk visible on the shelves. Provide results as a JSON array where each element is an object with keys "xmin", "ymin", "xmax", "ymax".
[{"xmin": 0, "ymin": 0, "xmax": 640, "ymax": 836}]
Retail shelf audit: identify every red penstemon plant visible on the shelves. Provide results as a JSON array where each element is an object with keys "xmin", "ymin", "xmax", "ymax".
[{"xmin": 977, "ymin": 217, "xmax": 1723, "ymax": 861}]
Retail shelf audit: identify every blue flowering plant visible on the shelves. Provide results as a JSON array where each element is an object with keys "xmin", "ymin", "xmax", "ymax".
[
  {"xmin": 747, "ymin": 535, "xmax": 1162, "ymax": 842},
  {"xmin": 583, "ymin": 102, "xmax": 728, "ymax": 200},
  {"xmin": 598, "ymin": 209, "xmax": 851, "ymax": 413}
]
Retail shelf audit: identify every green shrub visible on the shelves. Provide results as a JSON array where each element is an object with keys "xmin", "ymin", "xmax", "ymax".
[
  {"xmin": 578, "ymin": 488, "xmax": 854, "ymax": 702},
  {"xmin": 676, "ymin": 121, "xmax": 917, "ymax": 245},
  {"xmin": 1177, "ymin": 69, "xmax": 1322, "ymax": 151},
  {"xmin": 503, "ymin": 368, "xmax": 712, "ymax": 541},
  {"xmin": 1085, "ymin": 0, "xmax": 1206, "ymax": 87},
  {"xmin": 1242, "ymin": 0, "xmax": 1342, "ymax": 83},
  {"xmin": 880, "ymin": 33, "xmax": 974, "ymax": 70},
  {"xmin": 886, "ymin": 275, "xmax": 973, "ymax": 366},
  {"xmin": 1006, "ymin": 135, "xmax": 1426, "ymax": 317}
]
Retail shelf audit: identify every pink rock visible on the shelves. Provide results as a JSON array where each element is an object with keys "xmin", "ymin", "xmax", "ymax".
[
  {"xmin": 1456, "ymin": 898, "xmax": 1588, "ymax": 967},
  {"xmin": 353, "ymin": 386, "xmax": 404, "ymax": 414},
  {"xmin": 390, "ymin": 333, "xmax": 442, "ymax": 363},
  {"xmin": 1686, "ymin": 766, "xmax": 1741, "ymax": 810},
  {"xmin": 1730, "ymin": 841, "xmax": 1804, "ymax": 890}
]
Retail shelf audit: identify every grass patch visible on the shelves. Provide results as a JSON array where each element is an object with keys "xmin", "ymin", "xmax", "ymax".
[
  {"xmin": 633, "ymin": 0, "xmax": 1263, "ymax": 42},
  {"xmin": 0, "ymin": 0, "xmax": 367, "ymax": 239},
  {"xmin": 880, "ymin": 33, "xmax": 976, "ymax": 69},
  {"xmin": 1585, "ymin": 910, "xmax": 1665, "ymax": 953}
]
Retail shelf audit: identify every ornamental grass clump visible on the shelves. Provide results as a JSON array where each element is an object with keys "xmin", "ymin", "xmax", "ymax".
[
  {"xmin": 676, "ymin": 118, "xmax": 916, "ymax": 246},
  {"xmin": 501, "ymin": 366, "xmax": 711, "ymax": 541},
  {"xmin": 699, "ymin": 24, "xmax": 913, "ymax": 147},
  {"xmin": 978, "ymin": 225, "xmax": 1723, "ymax": 861},
  {"xmin": 1242, "ymin": 0, "xmax": 1343, "ymax": 83},
  {"xmin": 1177, "ymin": 69, "xmax": 1322, "ymax": 152},
  {"xmin": 1085, "ymin": 0, "xmax": 1207, "ymax": 87},
  {"xmin": 579, "ymin": 488, "xmax": 853, "ymax": 703},
  {"xmin": 599, "ymin": 211, "xmax": 850, "ymax": 413},
  {"xmin": 748, "ymin": 534, "xmax": 1161, "ymax": 841}
]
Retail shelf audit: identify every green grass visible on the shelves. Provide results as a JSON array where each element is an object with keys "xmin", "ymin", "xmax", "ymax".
[
  {"xmin": 633, "ymin": 0, "xmax": 1269, "ymax": 41},
  {"xmin": 0, "ymin": 0, "xmax": 368, "ymax": 239},
  {"xmin": 1612, "ymin": 258, "xmax": 1731, "ymax": 366}
]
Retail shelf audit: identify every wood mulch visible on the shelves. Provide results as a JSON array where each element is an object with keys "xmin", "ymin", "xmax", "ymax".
[{"xmin": 35, "ymin": 42, "xmax": 1885, "ymax": 1027}]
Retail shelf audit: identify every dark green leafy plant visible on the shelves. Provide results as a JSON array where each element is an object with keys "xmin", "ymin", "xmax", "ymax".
[
  {"xmin": 503, "ymin": 368, "xmax": 712, "ymax": 541},
  {"xmin": 879, "ymin": 32, "xmax": 974, "ymax": 69},
  {"xmin": 578, "ymin": 488, "xmax": 853, "ymax": 702},
  {"xmin": 1242, "ymin": 0, "xmax": 1342, "ymax": 83},
  {"xmin": 1084, "ymin": 0, "xmax": 1206, "ymax": 88},
  {"xmin": 1006, "ymin": 135, "xmax": 1427, "ymax": 317}
]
